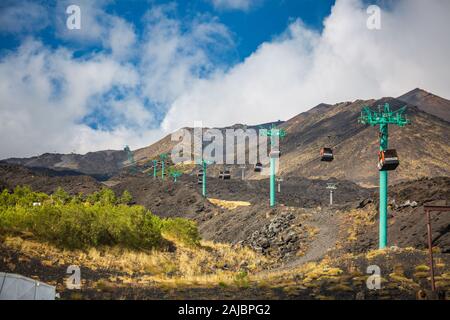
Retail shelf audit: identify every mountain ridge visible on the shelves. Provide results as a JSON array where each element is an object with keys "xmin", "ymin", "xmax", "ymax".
[
  {"xmin": 2, "ymin": 88, "xmax": 449, "ymax": 186},
  {"xmin": 397, "ymin": 88, "xmax": 450, "ymax": 122}
]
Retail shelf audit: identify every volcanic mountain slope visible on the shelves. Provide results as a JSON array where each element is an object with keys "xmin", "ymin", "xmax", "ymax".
[
  {"xmin": 129, "ymin": 89, "xmax": 450, "ymax": 186},
  {"xmin": 132, "ymin": 120, "xmax": 285, "ymax": 165},
  {"xmin": 279, "ymin": 97, "xmax": 449, "ymax": 186},
  {"xmin": 2, "ymin": 89, "xmax": 449, "ymax": 187},
  {"xmin": 3, "ymin": 150, "xmax": 127, "ymax": 180},
  {"xmin": 276, "ymin": 96, "xmax": 450, "ymax": 186},
  {"xmin": 398, "ymin": 88, "xmax": 450, "ymax": 122},
  {"xmin": 0, "ymin": 163, "xmax": 102, "ymax": 194},
  {"xmin": 344, "ymin": 177, "xmax": 450, "ymax": 254}
]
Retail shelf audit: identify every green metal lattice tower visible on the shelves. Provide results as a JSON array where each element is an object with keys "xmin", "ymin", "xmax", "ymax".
[
  {"xmin": 200, "ymin": 159, "xmax": 213, "ymax": 197},
  {"xmin": 124, "ymin": 145, "xmax": 136, "ymax": 173},
  {"xmin": 359, "ymin": 103, "xmax": 410, "ymax": 249},
  {"xmin": 152, "ymin": 160, "xmax": 158, "ymax": 178},
  {"xmin": 260, "ymin": 124, "xmax": 286, "ymax": 207},
  {"xmin": 160, "ymin": 153, "xmax": 168, "ymax": 180},
  {"xmin": 170, "ymin": 170, "xmax": 182, "ymax": 183}
]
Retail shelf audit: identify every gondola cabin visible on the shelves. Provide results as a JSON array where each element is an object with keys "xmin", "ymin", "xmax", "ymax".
[
  {"xmin": 270, "ymin": 150, "xmax": 281, "ymax": 158},
  {"xmin": 197, "ymin": 169, "xmax": 204, "ymax": 184},
  {"xmin": 219, "ymin": 169, "xmax": 231, "ymax": 180},
  {"xmin": 254, "ymin": 162, "xmax": 263, "ymax": 172},
  {"xmin": 320, "ymin": 147, "xmax": 334, "ymax": 162},
  {"xmin": 378, "ymin": 149, "xmax": 399, "ymax": 171}
]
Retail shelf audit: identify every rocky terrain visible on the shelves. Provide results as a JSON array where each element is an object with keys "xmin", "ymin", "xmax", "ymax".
[
  {"xmin": 0, "ymin": 163, "xmax": 102, "ymax": 195},
  {"xmin": 130, "ymin": 90, "xmax": 450, "ymax": 187},
  {"xmin": 0, "ymin": 88, "xmax": 449, "ymax": 300},
  {"xmin": 1, "ymin": 161, "xmax": 448, "ymax": 261},
  {"xmin": 348, "ymin": 177, "xmax": 450, "ymax": 254},
  {"xmin": 3, "ymin": 150, "xmax": 127, "ymax": 180}
]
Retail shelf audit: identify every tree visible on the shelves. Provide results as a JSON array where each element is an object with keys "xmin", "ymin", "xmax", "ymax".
[
  {"xmin": 119, "ymin": 190, "xmax": 133, "ymax": 205},
  {"xmin": 53, "ymin": 187, "xmax": 70, "ymax": 205},
  {"xmin": 99, "ymin": 188, "xmax": 116, "ymax": 205}
]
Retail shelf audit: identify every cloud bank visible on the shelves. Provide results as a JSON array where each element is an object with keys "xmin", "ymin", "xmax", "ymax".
[
  {"xmin": 208, "ymin": 0, "xmax": 260, "ymax": 11},
  {"xmin": 162, "ymin": 0, "xmax": 450, "ymax": 131},
  {"xmin": 0, "ymin": 0, "xmax": 449, "ymax": 158}
]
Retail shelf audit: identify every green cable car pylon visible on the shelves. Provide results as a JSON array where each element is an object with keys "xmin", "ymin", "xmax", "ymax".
[
  {"xmin": 359, "ymin": 103, "xmax": 410, "ymax": 249},
  {"xmin": 260, "ymin": 124, "xmax": 286, "ymax": 207},
  {"xmin": 200, "ymin": 159, "xmax": 213, "ymax": 197},
  {"xmin": 170, "ymin": 170, "xmax": 182, "ymax": 183},
  {"xmin": 152, "ymin": 160, "xmax": 158, "ymax": 178},
  {"xmin": 124, "ymin": 145, "xmax": 136, "ymax": 173},
  {"xmin": 159, "ymin": 153, "xmax": 167, "ymax": 180}
]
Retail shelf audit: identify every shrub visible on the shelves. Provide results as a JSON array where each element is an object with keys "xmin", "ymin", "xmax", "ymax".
[
  {"xmin": 53, "ymin": 187, "xmax": 71, "ymax": 204},
  {"xmin": 119, "ymin": 190, "xmax": 133, "ymax": 205},
  {"xmin": 0, "ymin": 186, "xmax": 200, "ymax": 250},
  {"xmin": 161, "ymin": 217, "xmax": 201, "ymax": 247}
]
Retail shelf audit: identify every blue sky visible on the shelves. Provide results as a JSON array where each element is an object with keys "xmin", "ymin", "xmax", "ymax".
[
  {"xmin": 0, "ymin": 0, "xmax": 335, "ymax": 63},
  {"xmin": 0, "ymin": 0, "xmax": 449, "ymax": 158}
]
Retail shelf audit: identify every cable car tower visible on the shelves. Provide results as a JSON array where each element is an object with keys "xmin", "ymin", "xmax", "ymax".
[
  {"xmin": 123, "ymin": 145, "xmax": 136, "ymax": 173},
  {"xmin": 240, "ymin": 164, "xmax": 246, "ymax": 180},
  {"xmin": 276, "ymin": 177, "xmax": 283, "ymax": 193},
  {"xmin": 159, "ymin": 153, "xmax": 168, "ymax": 180},
  {"xmin": 198, "ymin": 159, "xmax": 213, "ymax": 197},
  {"xmin": 152, "ymin": 159, "xmax": 158, "ymax": 178},
  {"xmin": 260, "ymin": 124, "xmax": 286, "ymax": 207},
  {"xmin": 326, "ymin": 183, "xmax": 337, "ymax": 206},
  {"xmin": 170, "ymin": 170, "xmax": 182, "ymax": 183},
  {"xmin": 359, "ymin": 103, "xmax": 410, "ymax": 249}
]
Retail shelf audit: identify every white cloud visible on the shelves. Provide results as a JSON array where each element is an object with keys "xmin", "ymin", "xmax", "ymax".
[
  {"xmin": 139, "ymin": 5, "xmax": 234, "ymax": 106},
  {"xmin": 161, "ymin": 0, "xmax": 450, "ymax": 131},
  {"xmin": 209, "ymin": 0, "xmax": 260, "ymax": 11},
  {"xmin": 54, "ymin": 0, "xmax": 110, "ymax": 44},
  {"xmin": 54, "ymin": 0, "xmax": 137, "ymax": 60},
  {"xmin": 0, "ymin": 0, "xmax": 49, "ymax": 33},
  {"xmin": 107, "ymin": 17, "xmax": 137, "ymax": 60},
  {"xmin": 1, "ymin": 0, "xmax": 450, "ymax": 159},
  {"xmin": 0, "ymin": 3, "xmax": 232, "ymax": 159},
  {"xmin": 0, "ymin": 39, "xmax": 156, "ymax": 157}
]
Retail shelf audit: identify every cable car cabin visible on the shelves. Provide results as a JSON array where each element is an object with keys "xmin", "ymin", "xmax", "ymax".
[
  {"xmin": 197, "ymin": 177, "xmax": 203, "ymax": 185},
  {"xmin": 320, "ymin": 147, "xmax": 334, "ymax": 162},
  {"xmin": 378, "ymin": 149, "xmax": 399, "ymax": 171},
  {"xmin": 254, "ymin": 162, "xmax": 263, "ymax": 172},
  {"xmin": 219, "ymin": 170, "xmax": 231, "ymax": 180},
  {"xmin": 197, "ymin": 169, "xmax": 204, "ymax": 177},
  {"xmin": 269, "ymin": 150, "xmax": 281, "ymax": 159}
]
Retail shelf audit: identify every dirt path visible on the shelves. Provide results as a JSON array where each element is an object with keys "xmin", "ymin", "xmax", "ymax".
[{"xmin": 275, "ymin": 207, "xmax": 341, "ymax": 271}]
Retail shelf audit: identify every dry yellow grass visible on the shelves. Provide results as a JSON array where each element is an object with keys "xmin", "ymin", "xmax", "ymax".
[
  {"xmin": 345, "ymin": 207, "xmax": 376, "ymax": 243},
  {"xmin": 2, "ymin": 236, "xmax": 268, "ymax": 287},
  {"xmin": 208, "ymin": 198, "xmax": 251, "ymax": 210}
]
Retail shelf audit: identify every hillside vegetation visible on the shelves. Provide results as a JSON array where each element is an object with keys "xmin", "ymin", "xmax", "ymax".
[{"xmin": 0, "ymin": 186, "xmax": 200, "ymax": 249}]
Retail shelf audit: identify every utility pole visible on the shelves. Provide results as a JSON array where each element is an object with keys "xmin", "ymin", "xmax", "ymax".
[
  {"xmin": 326, "ymin": 183, "xmax": 337, "ymax": 206},
  {"xmin": 240, "ymin": 164, "xmax": 246, "ymax": 180},
  {"xmin": 359, "ymin": 103, "xmax": 410, "ymax": 249},
  {"xmin": 260, "ymin": 124, "xmax": 286, "ymax": 207},
  {"xmin": 201, "ymin": 160, "xmax": 211, "ymax": 197},
  {"xmin": 277, "ymin": 177, "xmax": 283, "ymax": 193},
  {"xmin": 160, "ymin": 153, "xmax": 167, "ymax": 180}
]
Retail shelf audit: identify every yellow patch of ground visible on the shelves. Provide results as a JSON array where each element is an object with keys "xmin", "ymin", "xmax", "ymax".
[{"xmin": 208, "ymin": 198, "xmax": 251, "ymax": 210}]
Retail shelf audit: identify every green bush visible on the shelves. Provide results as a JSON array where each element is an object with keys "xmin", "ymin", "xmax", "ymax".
[
  {"xmin": 162, "ymin": 217, "xmax": 201, "ymax": 246},
  {"xmin": 119, "ymin": 190, "xmax": 133, "ymax": 205},
  {"xmin": 0, "ymin": 186, "xmax": 200, "ymax": 250}
]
